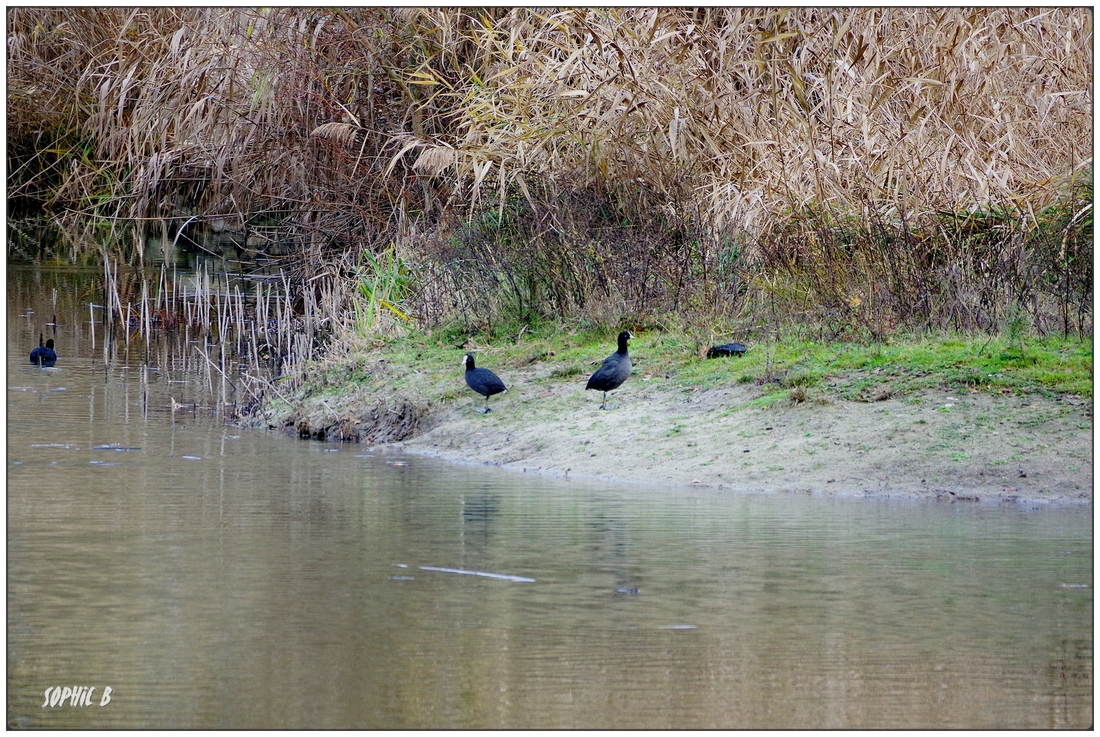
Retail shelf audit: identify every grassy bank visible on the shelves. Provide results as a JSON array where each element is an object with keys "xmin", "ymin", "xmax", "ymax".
[{"xmin": 260, "ymin": 324, "xmax": 1091, "ymax": 442}]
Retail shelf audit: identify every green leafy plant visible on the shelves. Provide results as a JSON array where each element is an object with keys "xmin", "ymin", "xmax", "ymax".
[{"xmin": 352, "ymin": 245, "xmax": 413, "ymax": 335}]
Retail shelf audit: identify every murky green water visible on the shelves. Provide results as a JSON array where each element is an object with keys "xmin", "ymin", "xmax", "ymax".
[{"xmin": 7, "ymin": 266, "xmax": 1093, "ymax": 728}]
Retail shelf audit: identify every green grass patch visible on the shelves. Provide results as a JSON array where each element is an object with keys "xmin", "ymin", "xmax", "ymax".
[
  {"xmin": 681, "ymin": 333, "xmax": 1091, "ymax": 399},
  {"xmin": 283, "ymin": 322, "xmax": 1091, "ymax": 415}
]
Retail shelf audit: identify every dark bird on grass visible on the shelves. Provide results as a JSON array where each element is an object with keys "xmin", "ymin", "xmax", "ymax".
[
  {"xmin": 586, "ymin": 330, "xmax": 632, "ymax": 409},
  {"xmin": 463, "ymin": 353, "xmax": 507, "ymax": 413},
  {"xmin": 29, "ymin": 334, "xmax": 57, "ymax": 367},
  {"xmin": 707, "ymin": 342, "xmax": 747, "ymax": 359}
]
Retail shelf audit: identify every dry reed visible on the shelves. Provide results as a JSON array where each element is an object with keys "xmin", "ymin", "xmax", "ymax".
[{"xmin": 7, "ymin": 8, "xmax": 1093, "ymax": 336}]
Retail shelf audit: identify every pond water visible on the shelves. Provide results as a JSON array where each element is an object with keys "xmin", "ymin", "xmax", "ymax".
[{"xmin": 6, "ymin": 266, "xmax": 1093, "ymax": 729}]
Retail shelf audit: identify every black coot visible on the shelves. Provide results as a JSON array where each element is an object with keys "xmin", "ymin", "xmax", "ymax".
[
  {"xmin": 29, "ymin": 334, "xmax": 57, "ymax": 367},
  {"xmin": 586, "ymin": 330, "xmax": 632, "ymax": 409},
  {"xmin": 463, "ymin": 353, "xmax": 507, "ymax": 413},
  {"xmin": 706, "ymin": 342, "xmax": 747, "ymax": 359}
]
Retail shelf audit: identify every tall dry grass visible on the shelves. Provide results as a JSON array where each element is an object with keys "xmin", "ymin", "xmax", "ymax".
[
  {"xmin": 6, "ymin": 7, "xmax": 1093, "ymax": 336},
  {"xmin": 388, "ymin": 9, "xmax": 1089, "ymax": 221},
  {"xmin": 387, "ymin": 7, "xmax": 1092, "ymax": 335},
  {"xmin": 8, "ymin": 8, "xmax": 411, "ymax": 251}
]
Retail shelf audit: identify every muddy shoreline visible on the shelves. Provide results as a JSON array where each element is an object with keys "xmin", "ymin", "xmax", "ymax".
[{"xmin": 261, "ymin": 361, "xmax": 1093, "ymax": 506}]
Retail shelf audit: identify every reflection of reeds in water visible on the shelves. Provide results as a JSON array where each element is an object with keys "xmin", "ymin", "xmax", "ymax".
[{"xmin": 100, "ymin": 259, "xmax": 333, "ymax": 418}]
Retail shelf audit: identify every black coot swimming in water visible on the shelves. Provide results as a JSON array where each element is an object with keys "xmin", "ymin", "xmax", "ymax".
[
  {"xmin": 463, "ymin": 353, "xmax": 507, "ymax": 413},
  {"xmin": 586, "ymin": 330, "xmax": 632, "ymax": 409},
  {"xmin": 29, "ymin": 334, "xmax": 57, "ymax": 367}
]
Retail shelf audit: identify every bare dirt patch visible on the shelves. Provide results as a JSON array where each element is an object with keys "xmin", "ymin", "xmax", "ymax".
[
  {"xmin": 393, "ymin": 367, "xmax": 1092, "ymax": 504},
  {"xmin": 269, "ymin": 391, "xmax": 435, "ymax": 444}
]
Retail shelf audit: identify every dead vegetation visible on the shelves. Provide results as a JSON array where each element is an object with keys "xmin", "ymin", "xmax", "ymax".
[{"xmin": 7, "ymin": 8, "xmax": 1094, "ymax": 340}]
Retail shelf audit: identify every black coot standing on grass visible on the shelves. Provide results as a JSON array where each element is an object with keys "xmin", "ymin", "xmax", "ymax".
[
  {"xmin": 29, "ymin": 334, "xmax": 57, "ymax": 367},
  {"xmin": 586, "ymin": 330, "xmax": 632, "ymax": 409},
  {"xmin": 463, "ymin": 353, "xmax": 507, "ymax": 413}
]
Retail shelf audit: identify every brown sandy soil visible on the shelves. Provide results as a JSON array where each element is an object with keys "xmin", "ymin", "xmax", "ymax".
[{"xmin": 380, "ymin": 364, "xmax": 1093, "ymax": 505}]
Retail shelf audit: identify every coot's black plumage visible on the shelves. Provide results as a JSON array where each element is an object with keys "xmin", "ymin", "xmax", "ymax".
[
  {"xmin": 706, "ymin": 342, "xmax": 747, "ymax": 359},
  {"xmin": 463, "ymin": 353, "xmax": 507, "ymax": 413},
  {"xmin": 586, "ymin": 330, "xmax": 632, "ymax": 409},
  {"xmin": 29, "ymin": 334, "xmax": 57, "ymax": 367}
]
